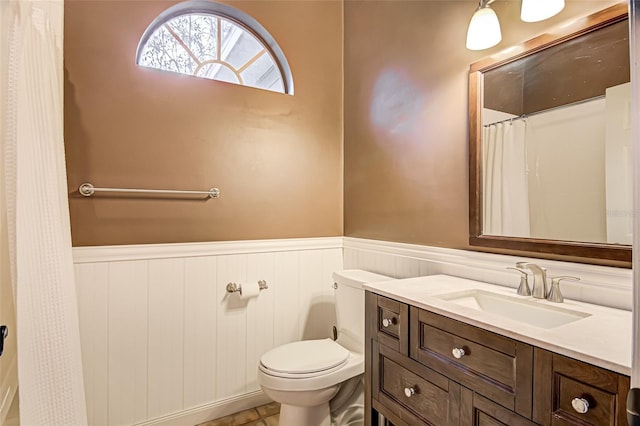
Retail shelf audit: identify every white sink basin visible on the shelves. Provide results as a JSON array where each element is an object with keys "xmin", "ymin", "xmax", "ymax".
[{"xmin": 437, "ymin": 289, "xmax": 591, "ymax": 329}]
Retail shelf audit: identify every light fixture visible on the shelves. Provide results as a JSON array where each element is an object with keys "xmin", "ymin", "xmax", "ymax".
[
  {"xmin": 521, "ymin": 0, "xmax": 565, "ymax": 23},
  {"xmin": 466, "ymin": 0, "xmax": 502, "ymax": 51}
]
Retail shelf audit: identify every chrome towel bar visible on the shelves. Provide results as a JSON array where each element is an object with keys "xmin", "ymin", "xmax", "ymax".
[{"xmin": 78, "ymin": 182, "xmax": 220, "ymax": 199}]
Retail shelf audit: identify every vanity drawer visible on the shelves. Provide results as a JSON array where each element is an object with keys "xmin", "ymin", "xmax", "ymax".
[
  {"xmin": 373, "ymin": 341, "xmax": 460, "ymax": 425},
  {"xmin": 533, "ymin": 349, "xmax": 630, "ymax": 426},
  {"xmin": 410, "ymin": 307, "xmax": 533, "ymax": 419},
  {"xmin": 376, "ymin": 295, "xmax": 409, "ymax": 355},
  {"xmin": 555, "ymin": 375, "xmax": 615, "ymax": 425}
]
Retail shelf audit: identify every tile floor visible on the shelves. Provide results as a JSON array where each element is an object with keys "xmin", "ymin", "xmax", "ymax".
[
  {"xmin": 197, "ymin": 402, "xmax": 280, "ymax": 426},
  {"xmin": 2, "ymin": 396, "xmax": 279, "ymax": 426}
]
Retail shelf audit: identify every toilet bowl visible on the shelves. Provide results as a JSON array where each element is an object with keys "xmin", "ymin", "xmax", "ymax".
[{"xmin": 257, "ymin": 270, "xmax": 391, "ymax": 426}]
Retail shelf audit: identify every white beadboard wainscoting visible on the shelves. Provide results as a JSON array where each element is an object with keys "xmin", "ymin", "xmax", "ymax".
[
  {"xmin": 343, "ymin": 237, "xmax": 633, "ymax": 311},
  {"xmin": 72, "ymin": 237, "xmax": 343, "ymax": 426},
  {"xmin": 72, "ymin": 236, "xmax": 632, "ymax": 426}
]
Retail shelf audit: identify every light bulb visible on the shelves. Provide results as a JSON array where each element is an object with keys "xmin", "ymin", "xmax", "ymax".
[
  {"xmin": 521, "ymin": 0, "xmax": 565, "ymax": 23},
  {"xmin": 466, "ymin": 6, "xmax": 502, "ymax": 51}
]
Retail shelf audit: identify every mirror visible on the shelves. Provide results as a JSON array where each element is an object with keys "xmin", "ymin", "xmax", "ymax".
[{"xmin": 469, "ymin": 3, "xmax": 631, "ymax": 263}]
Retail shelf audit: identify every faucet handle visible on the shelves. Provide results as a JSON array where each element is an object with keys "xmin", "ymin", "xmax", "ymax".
[
  {"xmin": 547, "ymin": 276, "xmax": 580, "ymax": 303},
  {"xmin": 506, "ymin": 267, "xmax": 531, "ymax": 296}
]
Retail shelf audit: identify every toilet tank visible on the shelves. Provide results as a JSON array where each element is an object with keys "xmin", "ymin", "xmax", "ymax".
[{"xmin": 332, "ymin": 269, "xmax": 392, "ymax": 353}]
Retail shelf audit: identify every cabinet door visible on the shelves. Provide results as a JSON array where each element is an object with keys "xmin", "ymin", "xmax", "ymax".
[
  {"xmin": 373, "ymin": 342, "xmax": 461, "ymax": 425},
  {"xmin": 460, "ymin": 388, "xmax": 538, "ymax": 426},
  {"xmin": 533, "ymin": 348, "xmax": 630, "ymax": 426}
]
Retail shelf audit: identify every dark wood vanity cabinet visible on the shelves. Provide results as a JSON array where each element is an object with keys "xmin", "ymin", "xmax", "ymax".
[{"xmin": 365, "ymin": 291, "xmax": 630, "ymax": 426}]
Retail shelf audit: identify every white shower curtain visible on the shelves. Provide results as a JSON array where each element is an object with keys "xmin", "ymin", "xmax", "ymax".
[
  {"xmin": 0, "ymin": 1, "xmax": 88, "ymax": 424},
  {"xmin": 482, "ymin": 120, "xmax": 531, "ymax": 238}
]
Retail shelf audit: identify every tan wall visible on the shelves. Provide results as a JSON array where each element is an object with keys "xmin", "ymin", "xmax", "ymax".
[
  {"xmin": 344, "ymin": 0, "xmax": 621, "ymax": 252},
  {"xmin": 65, "ymin": 0, "xmax": 343, "ymax": 246}
]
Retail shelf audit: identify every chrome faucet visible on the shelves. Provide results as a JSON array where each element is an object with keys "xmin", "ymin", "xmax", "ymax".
[{"xmin": 522, "ymin": 263, "xmax": 548, "ymax": 299}]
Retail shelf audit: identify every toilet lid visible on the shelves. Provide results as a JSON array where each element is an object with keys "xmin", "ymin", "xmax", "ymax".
[{"xmin": 260, "ymin": 338, "xmax": 350, "ymax": 374}]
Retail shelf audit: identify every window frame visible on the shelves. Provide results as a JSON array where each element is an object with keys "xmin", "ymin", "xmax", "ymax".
[{"xmin": 135, "ymin": 0, "xmax": 294, "ymax": 95}]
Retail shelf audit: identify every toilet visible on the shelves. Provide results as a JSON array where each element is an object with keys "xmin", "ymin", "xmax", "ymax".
[{"xmin": 257, "ymin": 269, "xmax": 391, "ymax": 426}]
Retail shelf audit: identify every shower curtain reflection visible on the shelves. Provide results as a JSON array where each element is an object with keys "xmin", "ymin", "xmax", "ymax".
[{"xmin": 482, "ymin": 120, "xmax": 531, "ymax": 238}]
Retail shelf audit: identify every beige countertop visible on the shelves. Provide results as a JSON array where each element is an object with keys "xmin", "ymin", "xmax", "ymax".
[{"xmin": 363, "ymin": 274, "xmax": 632, "ymax": 376}]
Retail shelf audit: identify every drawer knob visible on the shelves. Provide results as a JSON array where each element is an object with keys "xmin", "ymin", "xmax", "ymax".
[
  {"xmin": 382, "ymin": 318, "xmax": 396, "ymax": 328},
  {"xmin": 452, "ymin": 347, "xmax": 466, "ymax": 359},
  {"xmin": 571, "ymin": 397, "xmax": 590, "ymax": 414},
  {"xmin": 404, "ymin": 387, "xmax": 416, "ymax": 398}
]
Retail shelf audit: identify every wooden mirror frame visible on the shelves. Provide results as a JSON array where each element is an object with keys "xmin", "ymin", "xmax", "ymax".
[{"xmin": 468, "ymin": 3, "xmax": 631, "ymax": 263}]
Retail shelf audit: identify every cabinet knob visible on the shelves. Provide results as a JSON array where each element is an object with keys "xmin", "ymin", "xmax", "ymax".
[
  {"xmin": 382, "ymin": 318, "xmax": 395, "ymax": 328},
  {"xmin": 571, "ymin": 397, "xmax": 590, "ymax": 414},
  {"xmin": 404, "ymin": 387, "xmax": 416, "ymax": 398},
  {"xmin": 452, "ymin": 347, "xmax": 466, "ymax": 359}
]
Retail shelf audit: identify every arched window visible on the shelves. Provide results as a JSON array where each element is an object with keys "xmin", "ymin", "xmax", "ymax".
[{"xmin": 136, "ymin": 1, "xmax": 293, "ymax": 94}]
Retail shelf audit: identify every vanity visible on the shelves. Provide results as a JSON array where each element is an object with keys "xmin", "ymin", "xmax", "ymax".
[
  {"xmin": 363, "ymin": 275, "xmax": 631, "ymax": 426},
  {"xmin": 361, "ymin": 3, "xmax": 634, "ymax": 424}
]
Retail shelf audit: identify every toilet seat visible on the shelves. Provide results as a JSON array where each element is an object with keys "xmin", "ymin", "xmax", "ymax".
[{"xmin": 260, "ymin": 339, "xmax": 350, "ymax": 378}]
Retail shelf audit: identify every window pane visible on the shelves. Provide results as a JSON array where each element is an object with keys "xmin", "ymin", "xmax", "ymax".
[
  {"xmin": 240, "ymin": 53, "xmax": 284, "ymax": 93},
  {"xmin": 139, "ymin": 24, "xmax": 197, "ymax": 74},
  {"xmin": 221, "ymin": 19, "xmax": 263, "ymax": 70},
  {"xmin": 220, "ymin": 20, "xmax": 236, "ymax": 52},
  {"xmin": 197, "ymin": 63, "xmax": 240, "ymax": 84},
  {"xmin": 167, "ymin": 14, "xmax": 217, "ymax": 61}
]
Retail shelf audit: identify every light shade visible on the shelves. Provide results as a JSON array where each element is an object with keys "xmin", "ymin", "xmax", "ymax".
[
  {"xmin": 466, "ymin": 6, "xmax": 502, "ymax": 51},
  {"xmin": 521, "ymin": 0, "xmax": 565, "ymax": 22}
]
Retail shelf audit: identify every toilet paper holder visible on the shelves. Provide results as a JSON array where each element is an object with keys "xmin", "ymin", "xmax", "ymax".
[{"xmin": 226, "ymin": 280, "xmax": 268, "ymax": 294}]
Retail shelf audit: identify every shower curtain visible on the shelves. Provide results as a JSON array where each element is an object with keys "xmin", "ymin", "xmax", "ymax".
[
  {"xmin": 0, "ymin": 1, "xmax": 88, "ymax": 424},
  {"xmin": 482, "ymin": 120, "xmax": 531, "ymax": 238}
]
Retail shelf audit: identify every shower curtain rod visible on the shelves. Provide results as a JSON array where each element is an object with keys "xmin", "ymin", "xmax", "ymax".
[{"xmin": 483, "ymin": 94, "xmax": 605, "ymax": 128}]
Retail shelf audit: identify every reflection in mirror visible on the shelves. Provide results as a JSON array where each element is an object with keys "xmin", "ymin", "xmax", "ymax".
[{"xmin": 469, "ymin": 3, "xmax": 631, "ymax": 262}]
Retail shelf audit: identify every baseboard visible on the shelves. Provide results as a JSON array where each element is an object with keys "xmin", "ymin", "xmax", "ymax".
[
  {"xmin": 0, "ymin": 353, "xmax": 18, "ymax": 426},
  {"xmin": 133, "ymin": 390, "xmax": 271, "ymax": 426}
]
